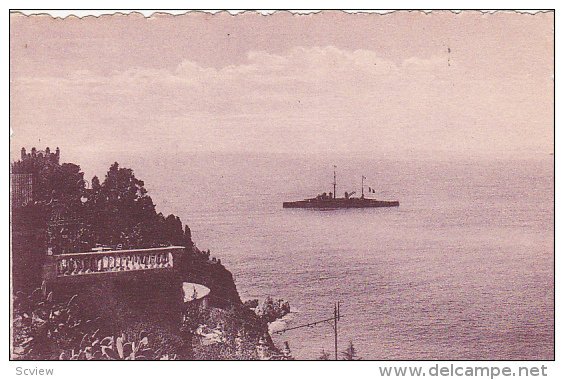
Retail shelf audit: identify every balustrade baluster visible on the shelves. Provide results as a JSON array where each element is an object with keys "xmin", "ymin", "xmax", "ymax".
[
  {"xmin": 62, "ymin": 259, "xmax": 68, "ymax": 275},
  {"xmin": 77, "ymin": 258, "xmax": 83, "ymax": 274},
  {"xmin": 54, "ymin": 249, "xmax": 178, "ymax": 278}
]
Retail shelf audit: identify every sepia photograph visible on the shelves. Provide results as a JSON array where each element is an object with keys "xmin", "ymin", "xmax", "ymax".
[{"xmin": 9, "ymin": 9, "xmax": 554, "ymax": 363}]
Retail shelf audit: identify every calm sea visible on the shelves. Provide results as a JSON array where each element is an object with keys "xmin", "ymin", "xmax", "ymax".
[{"xmin": 88, "ymin": 153, "xmax": 554, "ymax": 360}]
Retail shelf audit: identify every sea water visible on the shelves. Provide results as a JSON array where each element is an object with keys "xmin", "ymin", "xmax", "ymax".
[{"xmin": 86, "ymin": 153, "xmax": 554, "ymax": 360}]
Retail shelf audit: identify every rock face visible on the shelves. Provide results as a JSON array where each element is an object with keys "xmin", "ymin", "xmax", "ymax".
[
  {"xmin": 46, "ymin": 269, "xmax": 185, "ymax": 332},
  {"xmin": 246, "ymin": 297, "xmax": 291, "ymax": 324},
  {"xmin": 177, "ymin": 247, "xmax": 281, "ymax": 359},
  {"xmin": 178, "ymin": 246, "xmax": 242, "ymax": 308}
]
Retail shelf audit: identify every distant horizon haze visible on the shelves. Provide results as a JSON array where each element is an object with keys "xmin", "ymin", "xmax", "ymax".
[{"xmin": 10, "ymin": 11, "xmax": 554, "ymax": 162}]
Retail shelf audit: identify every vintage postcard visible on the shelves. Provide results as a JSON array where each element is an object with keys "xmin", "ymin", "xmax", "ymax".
[{"xmin": 9, "ymin": 10, "xmax": 554, "ymax": 363}]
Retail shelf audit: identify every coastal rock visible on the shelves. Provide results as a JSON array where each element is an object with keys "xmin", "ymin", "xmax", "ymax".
[{"xmin": 247, "ymin": 296, "xmax": 291, "ymax": 324}]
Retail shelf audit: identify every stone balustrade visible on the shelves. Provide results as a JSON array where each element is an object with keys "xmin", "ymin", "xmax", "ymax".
[{"xmin": 52, "ymin": 246, "xmax": 184, "ymax": 277}]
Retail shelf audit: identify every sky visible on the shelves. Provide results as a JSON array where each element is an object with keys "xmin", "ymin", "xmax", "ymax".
[{"xmin": 10, "ymin": 11, "xmax": 554, "ymax": 164}]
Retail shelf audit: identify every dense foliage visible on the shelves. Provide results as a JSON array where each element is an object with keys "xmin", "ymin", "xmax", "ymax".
[
  {"xmin": 13, "ymin": 283, "xmax": 176, "ymax": 360},
  {"xmin": 83, "ymin": 162, "xmax": 192, "ymax": 249},
  {"xmin": 12, "ymin": 154, "xmax": 193, "ymax": 254},
  {"xmin": 12, "ymin": 153, "xmax": 85, "ymax": 211},
  {"xmin": 12, "ymin": 282, "xmax": 95, "ymax": 359}
]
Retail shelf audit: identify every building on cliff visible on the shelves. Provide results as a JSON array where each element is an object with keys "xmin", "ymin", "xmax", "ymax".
[
  {"xmin": 11, "ymin": 146, "xmax": 61, "ymax": 208},
  {"xmin": 11, "ymin": 173, "xmax": 34, "ymax": 208},
  {"xmin": 19, "ymin": 146, "xmax": 60, "ymax": 163}
]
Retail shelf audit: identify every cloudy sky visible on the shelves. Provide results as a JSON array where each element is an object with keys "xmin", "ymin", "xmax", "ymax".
[{"xmin": 10, "ymin": 11, "xmax": 554, "ymax": 162}]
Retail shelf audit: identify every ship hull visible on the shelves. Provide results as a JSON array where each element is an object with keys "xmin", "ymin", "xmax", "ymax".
[{"xmin": 282, "ymin": 198, "xmax": 399, "ymax": 209}]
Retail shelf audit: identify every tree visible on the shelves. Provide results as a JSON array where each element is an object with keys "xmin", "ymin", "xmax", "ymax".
[
  {"xmin": 14, "ymin": 156, "xmax": 194, "ymax": 252},
  {"xmin": 318, "ymin": 349, "xmax": 331, "ymax": 360},
  {"xmin": 84, "ymin": 162, "xmax": 192, "ymax": 249},
  {"xmin": 184, "ymin": 225, "xmax": 193, "ymax": 246},
  {"xmin": 341, "ymin": 340, "xmax": 361, "ymax": 360},
  {"xmin": 11, "ymin": 153, "xmax": 86, "ymax": 208},
  {"xmin": 46, "ymin": 163, "xmax": 85, "ymax": 206},
  {"xmin": 91, "ymin": 175, "xmax": 101, "ymax": 191},
  {"xmin": 85, "ymin": 162, "xmax": 157, "ymax": 247}
]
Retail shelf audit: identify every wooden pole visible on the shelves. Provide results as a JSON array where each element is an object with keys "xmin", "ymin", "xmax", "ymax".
[
  {"xmin": 333, "ymin": 166, "xmax": 337, "ymax": 199},
  {"xmin": 334, "ymin": 302, "xmax": 338, "ymax": 360}
]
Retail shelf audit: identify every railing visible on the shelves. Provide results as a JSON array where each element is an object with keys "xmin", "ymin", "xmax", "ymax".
[{"xmin": 52, "ymin": 246, "xmax": 184, "ymax": 277}]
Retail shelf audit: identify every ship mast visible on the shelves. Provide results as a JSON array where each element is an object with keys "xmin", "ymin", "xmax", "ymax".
[
  {"xmin": 333, "ymin": 165, "xmax": 337, "ymax": 199},
  {"xmin": 361, "ymin": 175, "xmax": 366, "ymax": 198}
]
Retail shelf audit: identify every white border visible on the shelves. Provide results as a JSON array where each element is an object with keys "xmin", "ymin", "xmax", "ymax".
[{"xmin": 1, "ymin": 2, "xmax": 559, "ymax": 379}]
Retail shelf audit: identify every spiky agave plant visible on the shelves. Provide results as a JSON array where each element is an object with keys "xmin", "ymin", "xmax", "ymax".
[
  {"xmin": 13, "ymin": 282, "xmax": 98, "ymax": 359},
  {"xmin": 60, "ymin": 330, "xmax": 177, "ymax": 360}
]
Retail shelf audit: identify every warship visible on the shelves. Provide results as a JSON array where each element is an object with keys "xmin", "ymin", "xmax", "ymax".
[{"xmin": 283, "ymin": 166, "xmax": 399, "ymax": 209}]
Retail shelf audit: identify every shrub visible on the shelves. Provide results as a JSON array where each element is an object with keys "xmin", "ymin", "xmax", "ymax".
[
  {"xmin": 12, "ymin": 282, "xmax": 99, "ymax": 359},
  {"xmin": 341, "ymin": 340, "xmax": 361, "ymax": 360},
  {"xmin": 12, "ymin": 282, "xmax": 177, "ymax": 360},
  {"xmin": 59, "ymin": 331, "xmax": 176, "ymax": 360}
]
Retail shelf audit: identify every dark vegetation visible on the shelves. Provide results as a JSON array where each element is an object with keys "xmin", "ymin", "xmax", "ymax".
[
  {"xmin": 341, "ymin": 341, "xmax": 361, "ymax": 360},
  {"xmin": 12, "ymin": 155, "xmax": 193, "ymax": 255},
  {"xmin": 244, "ymin": 296, "xmax": 291, "ymax": 324},
  {"xmin": 317, "ymin": 341, "xmax": 361, "ymax": 360},
  {"xmin": 12, "ymin": 281, "xmax": 181, "ymax": 360},
  {"xmin": 11, "ymin": 149, "xmax": 286, "ymax": 360},
  {"xmin": 12, "ymin": 153, "xmax": 194, "ymax": 292}
]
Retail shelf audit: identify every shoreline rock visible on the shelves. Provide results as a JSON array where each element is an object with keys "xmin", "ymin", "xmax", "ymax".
[{"xmin": 245, "ymin": 296, "xmax": 291, "ymax": 324}]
